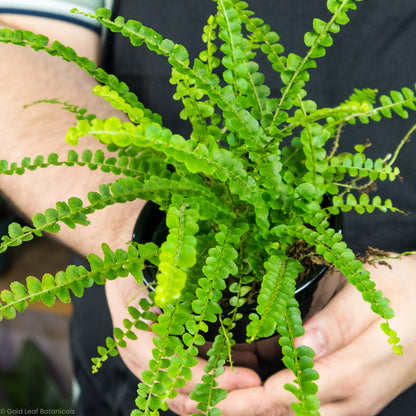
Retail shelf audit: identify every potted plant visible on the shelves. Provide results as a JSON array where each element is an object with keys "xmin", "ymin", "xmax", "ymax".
[{"xmin": 0, "ymin": 1, "xmax": 413, "ymax": 414}]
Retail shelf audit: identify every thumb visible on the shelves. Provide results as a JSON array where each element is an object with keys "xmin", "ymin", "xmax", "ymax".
[{"xmin": 296, "ymin": 280, "xmax": 379, "ymax": 359}]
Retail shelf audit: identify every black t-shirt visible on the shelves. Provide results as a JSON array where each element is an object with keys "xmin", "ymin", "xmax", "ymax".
[{"xmin": 72, "ymin": 2, "xmax": 416, "ymax": 415}]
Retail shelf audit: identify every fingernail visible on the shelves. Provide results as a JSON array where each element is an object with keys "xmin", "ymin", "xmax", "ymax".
[{"xmin": 300, "ymin": 327, "xmax": 326, "ymax": 359}]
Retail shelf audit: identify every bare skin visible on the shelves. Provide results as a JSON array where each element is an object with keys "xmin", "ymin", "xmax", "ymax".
[
  {"xmin": 1, "ymin": 13, "xmax": 416, "ymax": 416},
  {"xmin": 0, "ymin": 15, "xmax": 144, "ymax": 255}
]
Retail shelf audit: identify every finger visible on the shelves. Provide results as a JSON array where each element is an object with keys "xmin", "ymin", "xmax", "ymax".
[
  {"xmin": 172, "ymin": 387, "xmax": 271, "ymax": 416},
  {"xmin": 295, "ymin": 280, "xmax": 379, "ymax": 359},
  {"xmin": 177, "ymin": 359, "xmax": 262, "ymax": 395},
  {"xmin": 217, "ymin": 368, "xmax": 296, "ymax": 416},
  {"xmin": 314, "ymin": 315, "xmax": 416, "ymax": 414},
  {"xmin": 167, "ymin": 363, "xmax": 262, "ymax": 416}
]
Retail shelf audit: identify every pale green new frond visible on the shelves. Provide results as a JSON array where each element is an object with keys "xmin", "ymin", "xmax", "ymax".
[{"xmin": 155, "ymin": 198, "xmax": 199, "ymax": 307}]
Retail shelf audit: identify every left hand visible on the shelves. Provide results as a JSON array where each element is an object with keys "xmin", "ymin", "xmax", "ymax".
[
  {"xmin": 105, "ymin": 275, "xmax": 262, "ymax": 415},
  {"xmin": 174, "ymin": 254, "xmax": 416, "ymax": 416}
]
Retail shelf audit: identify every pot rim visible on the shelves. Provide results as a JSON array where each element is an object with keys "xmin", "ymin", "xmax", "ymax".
[{"xmin": 132, "ymin": 200, "xmax": 343, "ymax": 300}]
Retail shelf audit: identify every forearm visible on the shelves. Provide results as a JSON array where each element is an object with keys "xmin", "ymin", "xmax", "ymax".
[{"xmin": 0, "ymin": 16, "xmax": 145, "ymax": 257}]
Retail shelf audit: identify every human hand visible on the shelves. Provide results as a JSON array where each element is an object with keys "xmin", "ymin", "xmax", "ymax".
[
  {"xmin": 105, "ymin": 275, "xmax": 262, "ymax": 415},
  {"xmin": 172, "ymin": 254, "xmax": 416, "ymax": 416}
]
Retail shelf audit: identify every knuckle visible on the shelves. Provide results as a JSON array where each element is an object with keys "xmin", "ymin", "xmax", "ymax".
[
  {"xmin": 330, "ymin": 311, "xmax": 356, "ymax": 349},
  {"xmin": 341, "ymin": 398, "xmax": 376, "ymax": 416},
  {"xmin": 330, "ymin": 368, "xmax": 362, "ymax": 402},
  {"xmin": 255, "ymin": 400, "xmax": 288, "ymax": 416}
]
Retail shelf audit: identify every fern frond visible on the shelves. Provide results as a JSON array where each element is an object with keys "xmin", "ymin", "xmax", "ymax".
[
  {"xmin": 137, "ymin": 299, "xmax": 197, "ymax": 414},
  {"xmin": 327, "ymin": 153, "xmax": 401, "ymax": 183},
  {"xmin": 0, "ymin": 149, "xmax": 150, "ymax": 179},
  {"xmin": 65, "ymin": 117, "xmax": 244, "ymax": 181},
  {"xmin": 92, "ymin": 84, "xmax": 162, "ymax": 125},
  {"xmin": 154, "ymin": 198, "xmax": 199, "ymax": 307},
  {"xmin": 296, "ymin": 215, "xmax": 401, "ymax": 353},
  {"xmin": 329, "ymin": 193, "xmax": 403, "ymax": 215},
  {"xmin": 0, "ymin": 177, "xmax": 172, "ymax": 254},
  {"xmin": 239, "ymin": 5, "xmax": 286, "ymax": 72},
  {"xmin": 92, "ymin": 298, "xmax": 157, "ymax": 373},
  {"xmin": 201, "ymin": 15, "xmax": 221, "ymax": 74},
  {"xmin": 271, "ymin": 0, "xmax": 362, "ymax": 130},
  {"xmin": 0, "ymin": 267, "xmax": 90, "ymax": 319},
  {"xmin": 0, "ymin": 27, "xmax": 140, "ymax": 110},
  {"xmin": 247, "ymin": 255, "xmax": 303, "ymax": 341},
  {"xmin": 188, "ymin": 222, "xmax": 253, "ymax": 415},
  {"xmin": 91, "ymin": 337, "xmax": 121, "ymax": 374},
  {"xmin": 279, "ymin": 300, "xmax": 320, "ymax": 416},
  {"xmin": 0, "ymin": 243, "xmax": 148, "ymax": 320},
  {"xmin": 170, "ymin": 15, "xmax": 220, "ymax": 143},
  {"xmin": 0, "ymin": 223, "xmax": 35, "ymax": 254},
  {"xmin": 298, "ymin": 122, "xmax": 331, "ymax": 190},
  {"xmin": 217, "ymin": 0, "xmax": 254, "ymax": 100},
  {"xmin": 216, "ymin": 0, "xmax": 277, "ymax": 148},
  {"xmin": 171, "ymin": 67, "xmax": 212, "ymax": 143},
  {"xmin": 24, "ymin": 98, "xmax": 97, "ymax": 121},
  {"xmin": 192, "ymin": 221, "xmax": 248, "ymax": 319},
  {"xmin": 375, "ymin": 90, "xmax": 414, "ymax": 120},
  {"xmin": 190, "ymin": 330, "xmax": 230, "ymax": 415},
  {"xmin": 324, "ymin": 86, "xmax": 416, "ymax": 127},
  {"xmin": 279, "ymin": 100, "xmax": 369, "ymax": 138}
]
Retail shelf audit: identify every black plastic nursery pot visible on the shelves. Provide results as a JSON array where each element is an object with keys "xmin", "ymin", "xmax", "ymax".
[{"xmin": 132, "ymin": 201, "xmax": 343, "ymax": 380}]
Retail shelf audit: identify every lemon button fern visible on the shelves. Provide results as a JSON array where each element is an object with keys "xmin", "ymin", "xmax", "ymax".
[{"xmin": 0, "ymin": 0, "xmax": 414, "ymax": 415}]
